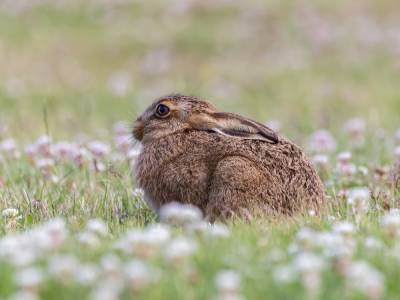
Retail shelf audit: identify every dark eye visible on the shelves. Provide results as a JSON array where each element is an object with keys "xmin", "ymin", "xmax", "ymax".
[{"xmin": 155, "ymin": 104, "xmax": 170, "ymax": 117}]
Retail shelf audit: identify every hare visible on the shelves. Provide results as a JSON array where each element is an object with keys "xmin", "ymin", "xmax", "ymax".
[{"xmin": 133, "ymin": 94, "xmax": 325, "ymax": 220}]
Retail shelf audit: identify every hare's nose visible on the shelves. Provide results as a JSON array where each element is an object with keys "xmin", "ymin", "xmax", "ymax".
[{"xmin": 132, "ymin": 120, "xmax": 144, "ymax": 141}]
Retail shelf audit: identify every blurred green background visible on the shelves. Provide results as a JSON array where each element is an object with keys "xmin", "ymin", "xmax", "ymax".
[{"xmin": 0, "ymin": 0, "xmax": 399, "ymax": 141}]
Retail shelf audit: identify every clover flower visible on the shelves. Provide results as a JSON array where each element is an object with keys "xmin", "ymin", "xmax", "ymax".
[
  {"xmin": 90, "ymin": 281, "xmax": 122, "ymax": 300},
  {"xmin": 115, "ymin": 224, "xmax": 171, "ymax": 258},
  {"xmin": 77, "ymin": 231, "xmax": 101, "ymax": 248},
  {"xmin": 86, "ymin": 219, "xmax": 109, "ymax": 237},
  {"xmin": 9, "ymin": 291, "xmax": 39, "ymax": 300},
  {"xmin": 0, "ymin": 138, "xmax": 17, "ymax": 154},
  {"xmin": 186, "ymin": 221, "xmax": 230, "ymax": 239},
  {"xmin": 215, "ymin": 270, "xmax": 244, "ymax": 300},
  {"xmin": 336, "ymin": 151, "xmax": 356, "ymax": 176},
  {"xmin": 75, "ymin": 263, "xmax": 100, "ymax": 286},
  {"xmin": 345, "ymin": 260, "xmax": 385, "ymax": 300},
  {"xmin": 395, "ymin": 129, "xmax": 400, "ymax": 144},
  {"xmin": 124, "ymin": 259, "xmax": 157, "ymax": 290},
  {"xmin": 343, "ymin": 118, "xmax": 366, "ymax": 146},
  {"xmin": 32, "ymin": 218, "xmax": 67, "ymax": 251},
  {"xmin": 48, "ymin": 255, "xmax": 79, "ymax": 281},
  {"xmin": 15, "ymin": 267, "xmax": 44, "ymax": 291},
  {"xmin": 51, "ymin": 142, "xmax": 81, "ymax": 161},
  {"xmin": 364, "ymin": 237, "xmax": 383, "ymax": 252},
  {"xmin": 34, "ymin": 158, "xmax": 54, "ymax": 170},
  {"xmin": 380, "ymin": 210, "xmax": 400, "ymax": 237},
  {"xmin": 87, "ymin": 141, "xmax": 111, "ymax": 158},
  {"xmin": 332, "ymin": 221, "xmax": 356, "ymax": 238},
  {"xmin": 273, "ymin": 264, "xmax": 296, "ymax": 284},
  {"xmin": 394, "ymin": 146, "xmax": 400, "ymax": 159},
  {"xmin": 312, "ymin": 154, "xmax": 330, "ymax": 174},
  {"xmin": 100, "ymin": 254, "xmax": 122, "ymax": 279},
  {"xmin": 159, "ymin": 202, "xmax": 203, "ymax": 226},
  {"xmin": 2, "ymin": 208, "xmax": 20, "ymax": 218},
  {"xmin": 309, "ymin": 130, "xmax": 336, "ymax": 153},
  {"xmin": 293, "ymin": 252, "xmax": 325, "ymax": 294},
  {"xmin": 164, "ymin": 237, "xmax": 197, "ymax": 263},
  {"xmin": 347, "ymin": 187, "xmax": 370, "ymax": 221}
]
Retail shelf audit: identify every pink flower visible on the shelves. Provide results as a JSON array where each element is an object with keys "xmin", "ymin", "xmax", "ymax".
[{"xmin": 309, "ymin": 130, "xmax": 336, "ymax": 153}]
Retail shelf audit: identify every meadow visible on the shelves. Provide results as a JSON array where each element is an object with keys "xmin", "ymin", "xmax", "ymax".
[{"xmin": 0, "ymin": 0, "xmax": 400, "ymax": 299}]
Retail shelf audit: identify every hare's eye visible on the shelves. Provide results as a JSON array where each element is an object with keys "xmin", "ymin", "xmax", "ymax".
[{"xmin": 155, "ymin": 104, "xmax": 170, "ymax": 117}]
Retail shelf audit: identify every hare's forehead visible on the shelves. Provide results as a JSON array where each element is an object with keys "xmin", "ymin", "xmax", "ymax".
[{"xmin": 148, "ymin": 98, "xmax": 215, "ymax": 113}]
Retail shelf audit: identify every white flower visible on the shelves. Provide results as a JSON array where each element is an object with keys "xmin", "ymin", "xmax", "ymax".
[
  {"xmin": 159, "ymin": 202, "xmax": 203, "ymax": 226},
  {"xmin": 132, "ymin": 188, "xmax": 145, "ymax": 199},
  {"xmin": 33, "ymin": 218, "xmax": 67, "ymax": 251},
  {"xmin": 75, "ymin": 263, "xmax": 99, "ymax": 285},
  {"xmin": 124, "ymin": 260, "xmax": 155, "ymax": 290},
  {"xmin": 345, "ymin": 261, "xmax": 384, "ymax": 300},
  {"xmin": 115, "ymin": 224, "xmax": 171, "ymax": 257},
  {"xmin": 380, "ymin": 210, "xmax": 400, "ymax": 236},
  {"xmin": 312, "ymin": 154, "xmax": 329, "ymax": 168},
  {"xmin": 364, "ymin": 237, "xmax": 383, "ymax": 251},
  {"xmin": 395, "ymin": 128, "xmax": 400, "ymax": 143},
  {"xmin": 295, "ymin": 227, "xmax": 318, "ymax": 251},
  {"xmin": 293, "ymin": 252, "xmax": 325, "ymax": 294},
  {"xmin": 164, "ymin": 237, "xmax": 197, "ymax": 263},
  {"xmin": 215, "ymin": 270, "xmax": 241, "ymax": 294},
  {"xmin": 9, "ymin": 291, "xmax": 39, "ymax": 300},
  {"xmin": 332, "ymin": 222, "xmax": 356, "ymax": 237},
  {"xmin": 293, "ymin": 252, "xmax": 325, "ymax": 273},
  {"xmin": 100, "ymin": 254, "xmax": 122, "ymax": 277},
  {"xmin": 90, "ymin": 281, "xmax": 122, "ymax": 300},
  {"xmin": 395, "ymin": 146, "xmax": 400, "ymax": 159},
  {"xmin": 145, "ymin": 224, "xmax": 171, "ymax": 245},
  {"xmin": 273, "ymin": 265, "xmax": 296, "ymax": 284},
  {"xmin": 316, "ymin": 232, "xmax": 355, "ymax": 258},
  {"xmin": 2, "ymin": 208, "xmax": 20, "ymax": 218},
  {"xmin": 48, "ymin": 255, "xmax": 79, "ymax": 281},
  {"xmin": 86, "ymin": 219, "xmax": 108, "ymax": 237},
  {"xmin": 347, "ymin": 187, "xmax": 370, "ymax": 218},
  {"xmin": 15, "ymin": 267, "xmax": 44, "ymax": 290},
  {"xmin": 337, "ymin": 151, "xmax": 352, "ymax": 163},
  {"xmin": 208, "ymin": 223, "xmax": 231, "ymax": 238},
  {"xmin": 77, "ymin": 231, "xmax": 101, "ymax": 248}
]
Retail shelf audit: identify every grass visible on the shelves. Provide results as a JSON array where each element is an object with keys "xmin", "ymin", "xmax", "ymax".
[{"xmin": 0, "ymin": 0, "xmax": 400, "ymax": 299}]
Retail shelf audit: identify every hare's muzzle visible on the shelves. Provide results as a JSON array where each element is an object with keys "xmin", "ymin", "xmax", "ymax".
[{"xmin": 132, "ymin": 120, "xmax": 144, "ymax": 141}]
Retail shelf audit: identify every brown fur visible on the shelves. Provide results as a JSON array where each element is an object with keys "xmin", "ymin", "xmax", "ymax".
[{"xmin": 133, "ymin": 94, "xmax": 325, "ymax": 221}]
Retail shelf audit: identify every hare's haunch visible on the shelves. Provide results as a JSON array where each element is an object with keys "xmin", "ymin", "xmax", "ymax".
[{"xmin": 133, "ymin": 94, "xmax": 325, "ymax": 220}]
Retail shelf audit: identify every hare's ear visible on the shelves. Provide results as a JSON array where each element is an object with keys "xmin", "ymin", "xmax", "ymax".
[{"xmin": 189, "ymin": 112, "xmax": 279, "ymax": 144}]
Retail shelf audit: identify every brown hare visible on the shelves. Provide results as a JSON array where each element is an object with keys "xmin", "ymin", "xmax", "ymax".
[{"xmin": 133, "ymin": 94, "xmax": 325, "ymax": 221}]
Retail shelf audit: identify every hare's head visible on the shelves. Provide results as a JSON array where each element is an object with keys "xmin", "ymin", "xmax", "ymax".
[{"xmin": 133, "ymin": 94, "xmax": 279, "ymax": 144}]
